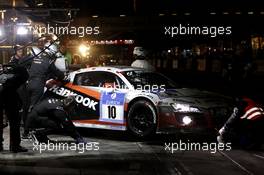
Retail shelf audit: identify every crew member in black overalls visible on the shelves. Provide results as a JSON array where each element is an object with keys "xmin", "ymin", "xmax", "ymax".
[
  {"xmin": 28, "ymin": 42, "xmax": 66, "ymax": 109},
  {"xmin": 9, "ymin": 45, "xmax": 32, "ymax": 139},
  {"xmin": 25, "ymin": 96, "xmax": 85, "ymax": 144},
  {"xmin": 0, "ymin": 63, "xmax": 29, "ymax": 152}
]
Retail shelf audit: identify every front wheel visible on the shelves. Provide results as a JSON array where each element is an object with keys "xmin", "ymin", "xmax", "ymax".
[{"xmin": 127, "ymin": 100, "xmax": 157, "ymax": 138}]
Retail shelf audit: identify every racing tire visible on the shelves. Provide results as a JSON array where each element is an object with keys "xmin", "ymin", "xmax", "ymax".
[{"xmin": 127, "ymin": 100, "xmax": 157, "ymax": 138}]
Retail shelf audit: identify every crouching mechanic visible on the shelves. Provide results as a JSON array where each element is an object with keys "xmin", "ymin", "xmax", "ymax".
[
  {"xmin": 218, "ymin": 96, "xmax": 264, "ymax": 149},
  {"xmin": 25, "ymin": 96, "xmax": 85, "ymax": 144}
]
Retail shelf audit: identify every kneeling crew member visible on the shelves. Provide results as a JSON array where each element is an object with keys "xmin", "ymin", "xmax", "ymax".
[{"xmin": 25, "ymin": 96, "xmax": 85, "ymax": 144}]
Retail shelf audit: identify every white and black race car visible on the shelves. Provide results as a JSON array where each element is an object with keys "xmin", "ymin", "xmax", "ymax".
[{"xmin": 45, "ymin": 66, "xmax": 232, "ymax": 137}]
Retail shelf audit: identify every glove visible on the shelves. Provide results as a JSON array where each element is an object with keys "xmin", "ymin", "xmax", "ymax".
[
  {"xmin": 62, "ymin": 73, "xmax": 71, "ymax": 83},
  {"xmin": 46, "ymin": 79, "xmax": 58, "ymax": 88},
  {"xmin": 0, "ymin": 73, "xmax": 15, "ymax": 84},
  {"xmin": 0, "ymin": 74, "xmax": 7, "ymax": 84},
  {"xmin": 219, "ymin": 126, "xmax": 225, "ymax": 135}
]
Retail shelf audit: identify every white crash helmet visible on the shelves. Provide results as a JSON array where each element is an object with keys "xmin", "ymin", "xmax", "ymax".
[
  {"xmin": 44, "ymin": 41, "xmax": 59, "ymax": 56},
  {"xmin": 54, "ymin": 54, "xmax": 68, "ymax": 72},
  {"xmin": 133, "ymin": 46, "xmax": 147, "ymax": 58}
]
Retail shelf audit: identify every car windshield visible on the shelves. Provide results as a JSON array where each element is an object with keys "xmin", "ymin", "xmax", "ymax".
[{"xmin": 122, "ymin": 70, "xmax": 179, "ymax": 90}]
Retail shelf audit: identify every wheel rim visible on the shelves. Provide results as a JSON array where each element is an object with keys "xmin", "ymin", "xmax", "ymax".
[{"xmin": 129, "ymin": 105, "xmax": 155, "ymax": 136}]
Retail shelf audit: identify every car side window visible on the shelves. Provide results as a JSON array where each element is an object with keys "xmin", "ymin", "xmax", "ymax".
[
  {"xmin": 73, "ymin": 72, "xmax": 100, "ymax": 86},
  {"xmin": 101, "ymin": 72, "xmax": 128, "ymax": 89},
  {"xmin": 73, "ymin": 71, "xmax": 127, "ymax": 89}
]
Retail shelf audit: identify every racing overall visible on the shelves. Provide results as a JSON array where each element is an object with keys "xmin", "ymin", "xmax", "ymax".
[
  {"xmin": 28, "ymin": 54, "xmax": 65, "ymax": 107},
  {"xmin": 0, "ymin": 64, "xmax": 29, "ymax": 151},
  {"xmin": 219, "ymin": 97, "xmax": 264, "ymax": 147},
  {"xmin": 9, "ymin": 55, "xmax": 31, "ymax": 127},
  {"xmin": 25, "ymin": 98, "xmax": 81, "ymax": 142}
]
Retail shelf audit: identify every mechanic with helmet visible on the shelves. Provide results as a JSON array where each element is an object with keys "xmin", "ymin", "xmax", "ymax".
[
  {"xmin": 0, "ymin": 63, "xmax": 29, "ymax": 152},
  {"xmin": 25, "ymin": 95, "xmax": 85, "ymax": 144},
  {"xmin": 1, "ymin": 45, "xmax": 25, "ymax": 130},
  {"xmin": 131, "ymin": 46, "xmax": 155, "ymax": 71},
  {"xmin": 217, "ymin": 96, "xmax": 264, "ymax": 149},
  {"xmin": 10, "ymin": 45, "xmax": 24, "ymax": 65},
  {"xmin": 9, "ymin": 45, "xmax": 32, "ymax": 138},
  {"xmin": 28, "ymin": 41, "xmax": 68, "ymax": 109}
]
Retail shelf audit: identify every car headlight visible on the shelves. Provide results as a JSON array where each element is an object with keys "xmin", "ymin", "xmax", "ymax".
[
  {"xmin": 182, "ymin": 116, "xmax": 192, "ymax": 125},
  {"xmin": 171, "ymin": 103, "xmax": 201, "ymax": 113}
]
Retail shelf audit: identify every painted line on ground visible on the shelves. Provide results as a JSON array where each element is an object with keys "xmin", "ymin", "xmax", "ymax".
[{"xmin": 218, "ymin": 150, "xmax": 254, "ymax": 175}]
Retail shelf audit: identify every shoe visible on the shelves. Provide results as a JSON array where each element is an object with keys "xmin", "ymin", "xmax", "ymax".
[
  {"xmin": 30, "ymin": 131, "xmax": 50, "ymax": 144},
  {"xmin": 30, "ymin": 131, "xmax": 39, "ymax": 144},
  {"xmin": 10, "ymin": 146, "xmax": 28, "ymax": 153}
]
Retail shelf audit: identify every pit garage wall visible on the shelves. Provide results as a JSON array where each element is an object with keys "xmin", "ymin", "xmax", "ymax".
[{"xmin": 0, "ymin": 49, "xmax": 10, "ymax": 64}]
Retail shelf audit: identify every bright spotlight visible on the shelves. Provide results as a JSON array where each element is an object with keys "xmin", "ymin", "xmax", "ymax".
[
  {"xmin": 79, "ymin": 44, "xmax": 90, "ymax": 57},
  {"xmin": 0, "ymin": 27, "xmax": 4, "ymax": 37},
  {"xmin": 17, "ymin": 26, "xmax": 28, "ymax": 35}
]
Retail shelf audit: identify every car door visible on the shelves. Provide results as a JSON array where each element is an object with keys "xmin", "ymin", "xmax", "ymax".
[{"xmin": 71, "ymin": 71, "xmax": 128, "ymax": 129}]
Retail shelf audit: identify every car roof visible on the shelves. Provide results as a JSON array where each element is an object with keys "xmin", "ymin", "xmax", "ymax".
[{"xmin": 73, "ymin": 66, "xmax": 147, "ymax": 74}]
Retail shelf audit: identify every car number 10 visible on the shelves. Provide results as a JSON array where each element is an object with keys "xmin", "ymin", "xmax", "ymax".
[
  {"xmin": 100, "ymin": 92, "xmax": 125, "ymax": 123},
  {"xmin": 107, "ymin": 106, "xmax": 116, "ymax": 119}
]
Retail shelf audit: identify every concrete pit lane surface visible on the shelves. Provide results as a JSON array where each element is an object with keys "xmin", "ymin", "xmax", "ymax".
[{"xmin": 0, "ymin": 127, "xmax": 264, "ymax": 175}]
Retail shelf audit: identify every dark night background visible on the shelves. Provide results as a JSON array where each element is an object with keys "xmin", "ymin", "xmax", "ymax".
[
  {"xmin": 0, "ymin": 0, "xmax": 263, "ymax": 99},
  {"xmin": 1, "ymin": 1, "xmax": 264, "ymax": 175}
]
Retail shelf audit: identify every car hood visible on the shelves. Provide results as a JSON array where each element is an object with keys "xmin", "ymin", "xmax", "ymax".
[{"xmin": 158, "ymin": 88, "xmax": 232, "ymax": 109}]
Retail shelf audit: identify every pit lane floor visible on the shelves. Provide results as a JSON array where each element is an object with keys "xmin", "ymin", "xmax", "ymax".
[{"xmin": 0, "ymin": 126, "xmax": 263, "ymax": 175}]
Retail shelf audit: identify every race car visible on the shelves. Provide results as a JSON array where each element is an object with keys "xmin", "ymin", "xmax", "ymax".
[{"xmin": 45, "ymin": 66, "xmax": 233, "ymax": 137}]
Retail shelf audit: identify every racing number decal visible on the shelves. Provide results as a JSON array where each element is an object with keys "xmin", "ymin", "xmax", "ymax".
[
  {"xmin": 107, "ymin": 106, "xmax": 116, "ymax": 119},
  {"xmin": 100, "ymin": 92, "xmax": 125, "ymax": 123}
]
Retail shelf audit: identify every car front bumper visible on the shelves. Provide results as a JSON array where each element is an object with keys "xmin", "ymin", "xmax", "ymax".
[{"xmin": 156, "ymin": 106, "xmax": 216, "ymax": 135}]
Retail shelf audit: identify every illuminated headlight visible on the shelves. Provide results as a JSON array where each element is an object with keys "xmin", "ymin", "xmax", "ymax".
[
  {"xmin": 182, "ymin": 116, "xmax": 192, "ymax": 125},
  {"xmin": 171, "ymin": 103, "xmax": 201, "ymax": 113}
]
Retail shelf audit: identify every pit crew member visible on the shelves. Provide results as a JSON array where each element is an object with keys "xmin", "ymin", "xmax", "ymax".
[
  {"xmin": 217, "ymin": 96, "xmax": 264, "ymax": 148},
  {"xmin": 25, "ymin": 96, "xmax": 85, "ymax": 144}
]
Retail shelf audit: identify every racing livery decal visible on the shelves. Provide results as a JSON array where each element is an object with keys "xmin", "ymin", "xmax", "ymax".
[{"xmin": 47, "ymin": 83, "xmax": 100, "ymax": 120}]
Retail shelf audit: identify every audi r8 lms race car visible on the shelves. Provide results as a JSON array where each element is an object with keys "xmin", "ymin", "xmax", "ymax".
[{"xmin": 45, "ymin": 66, "xmax": 232, "ymax": 138}]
